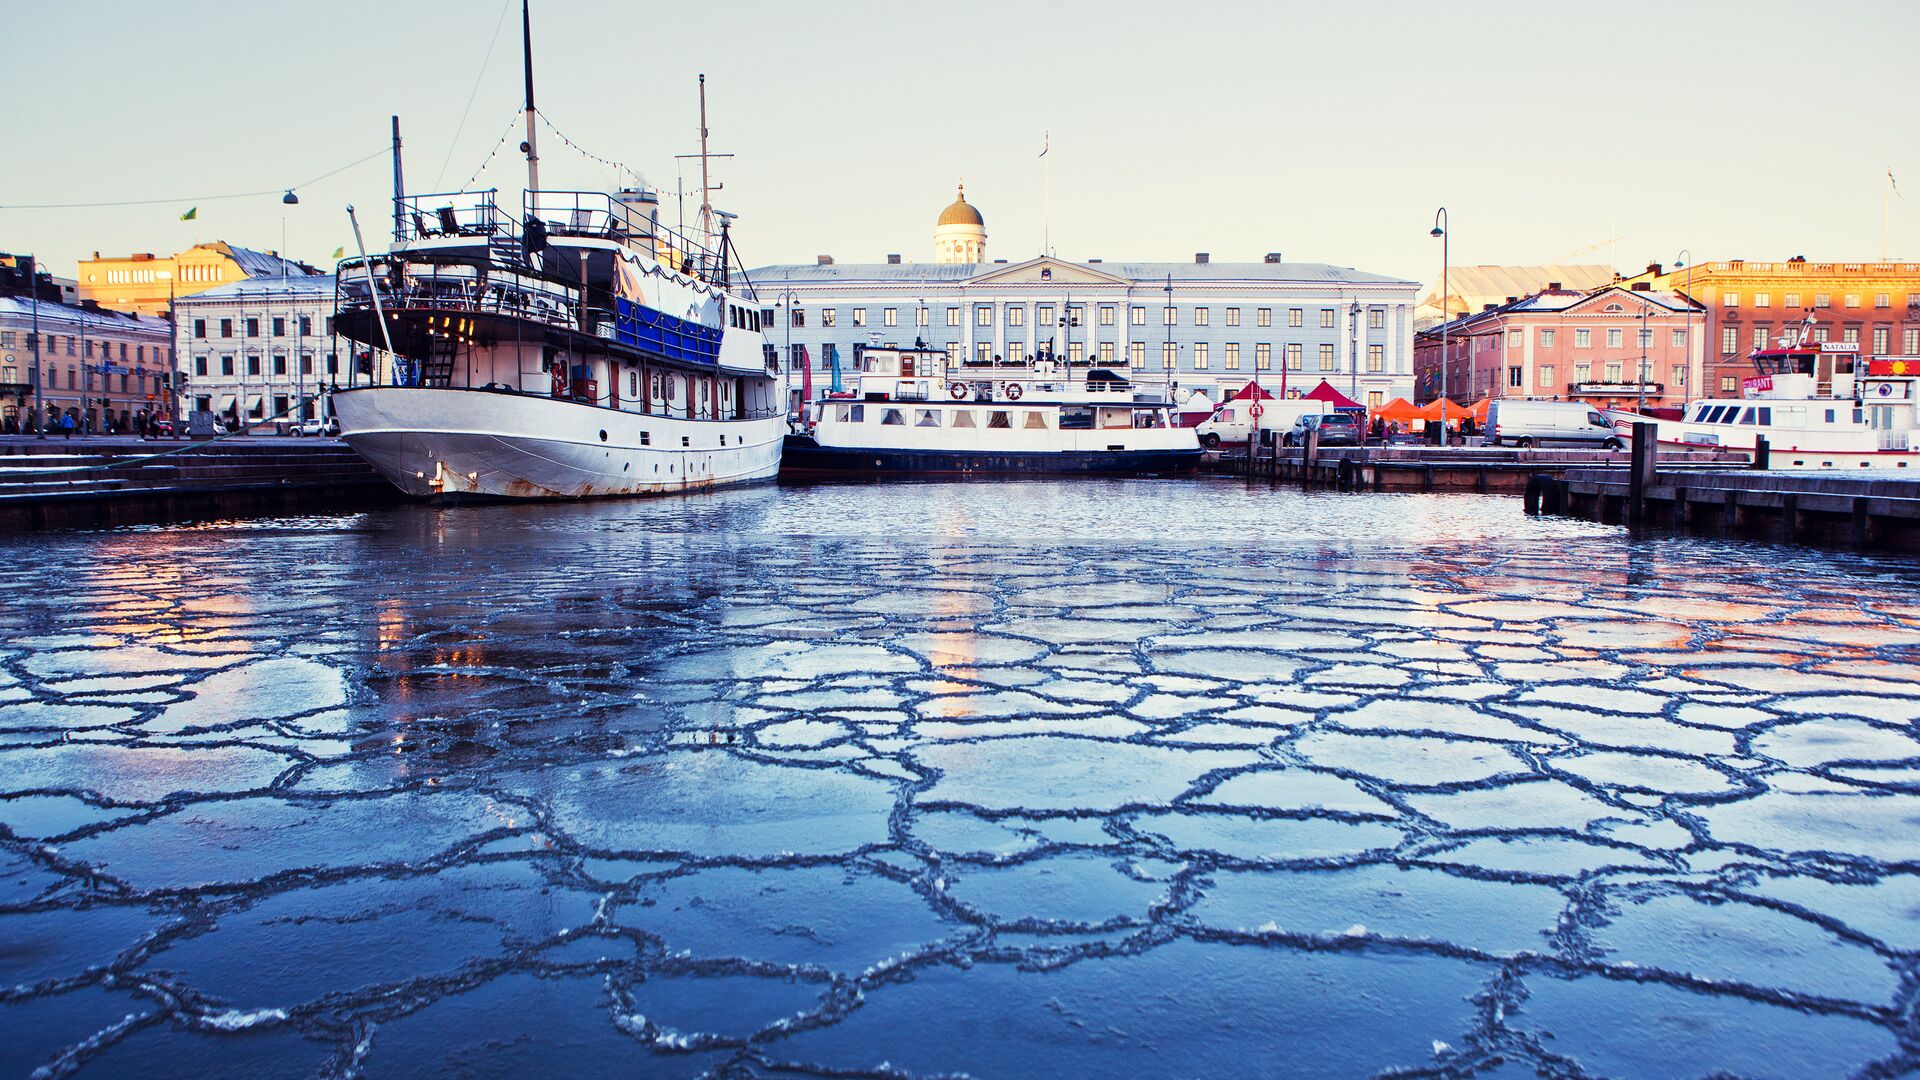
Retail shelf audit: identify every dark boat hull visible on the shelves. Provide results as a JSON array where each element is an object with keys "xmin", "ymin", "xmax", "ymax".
[{"xmin": 780, "ymin": 435, "xmax": 1203, "ymax": 477}]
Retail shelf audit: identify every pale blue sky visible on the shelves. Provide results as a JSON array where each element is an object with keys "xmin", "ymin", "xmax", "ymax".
[{"xmin": 3, "ymin": 0, "xmax": 1914, "ymax": 285}]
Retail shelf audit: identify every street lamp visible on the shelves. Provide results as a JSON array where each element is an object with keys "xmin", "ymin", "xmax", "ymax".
[
  {"xmin": 1675, "ymin": 249, "xmax": 1693, "ymax": 409},
  {"xmin": 1637, "ymin": 301, "xmax": 1650, "ymax": 416},
  {"xmin": 1349, "ymin": 299, "xmax": 1362, "ymax": 402},
  {"xmin": 1430, "ymin": 208, "xmax": 1449, "ymax": 440}
]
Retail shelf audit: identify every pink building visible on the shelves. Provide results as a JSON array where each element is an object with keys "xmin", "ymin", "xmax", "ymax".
[{"xmin": 1415, "ymin": 285, "xmax": 1704, "ymax": 411}]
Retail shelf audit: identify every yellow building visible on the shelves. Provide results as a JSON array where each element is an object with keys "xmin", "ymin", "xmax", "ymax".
[{"xmin": 77, "ymin": 242, "xmax": 315, "ymax": 317}]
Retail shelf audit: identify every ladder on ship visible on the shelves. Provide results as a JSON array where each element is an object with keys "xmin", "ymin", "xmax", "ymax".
[{"xmin": 420, "ymin": 340, "xmax": 458, "ymax": 388}]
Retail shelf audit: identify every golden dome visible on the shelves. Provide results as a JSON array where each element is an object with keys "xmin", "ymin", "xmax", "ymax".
[{"xmin": 937, "ymin": 183, "xmax": 984, "ymax": 228}]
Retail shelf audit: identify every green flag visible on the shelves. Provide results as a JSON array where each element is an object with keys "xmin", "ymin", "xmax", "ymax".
[
  {"xmin": 180, "ymin": 207, "xmax": 197, "ymax": 221},
  {"xmin": 332, "ymin": 246, "xmax": 345, "ymax": 260}
]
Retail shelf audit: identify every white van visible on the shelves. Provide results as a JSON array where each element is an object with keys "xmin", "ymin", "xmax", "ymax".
[
  {"xmin": 1485, "ymin": 400, "xmax": 1622, "ymax": 449},
  {"xmin": 1196, "ymin": 399, "xmax": 1329, "ymax": 448}
]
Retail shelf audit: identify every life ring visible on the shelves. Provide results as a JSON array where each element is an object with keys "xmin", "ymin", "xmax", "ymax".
[
  {"xmin": 950, "ymin": 382, "xmax": 969, "ymax": 400},
  {"xmin": 1004, "ymin": 383, "xmax": 1024, "ymax": 400}
]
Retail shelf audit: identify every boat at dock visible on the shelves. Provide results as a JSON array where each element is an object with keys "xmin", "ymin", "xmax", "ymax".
[
  {"xmin": 328, "ymin": 4, "xmax": 784, "ymax": 500},
  {"xmin": 781, "ymin": 344, "xmax": 1203, "ymax": 477},
  {"xmin": 1605, "ymin": 319, "xmax": 1918, "ymax": 471}
]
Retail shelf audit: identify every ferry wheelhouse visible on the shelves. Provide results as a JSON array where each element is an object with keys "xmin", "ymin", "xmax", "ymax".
[
  {"xmin": 782, "ymin": 344, "xmax": 1202, "ymax": 476},
  {"xmin": 331, "ymin": 189, "xmax": 785, "ymax": 499},
  {"xmin": 1608, "ymin": 326, "xmax": 1918, "ymax": 470}
]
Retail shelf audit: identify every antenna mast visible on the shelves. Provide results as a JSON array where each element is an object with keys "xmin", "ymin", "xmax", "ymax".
[
  {"xmin": 698, "ymin": 74, "xmax": 714, "ymax": 246},
  {"xmin": 521, "ymin": 0, "xmax": 539, "ymax": 194}
]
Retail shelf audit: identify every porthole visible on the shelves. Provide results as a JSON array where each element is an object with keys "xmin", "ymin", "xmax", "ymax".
[{"xmin": 598, "ymin": 429, "xmax": 608, "ymax": 442}]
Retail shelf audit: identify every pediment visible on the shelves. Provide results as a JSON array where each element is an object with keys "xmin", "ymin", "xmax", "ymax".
[{"xmin": 965, "ymin": 256, "xmax": 1131, "ymax": 287}]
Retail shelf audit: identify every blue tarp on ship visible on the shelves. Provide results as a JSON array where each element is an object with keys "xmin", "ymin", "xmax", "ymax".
[{"xmin": 614, "ymin": 298, "xmax": 722, "ymax": 367}]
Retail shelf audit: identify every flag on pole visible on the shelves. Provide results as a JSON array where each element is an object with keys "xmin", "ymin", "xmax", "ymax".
[
  {"xmin": 332, "ymin": 246, "xmax": 345, "ymax": 259},
  {"xmin": 180, "ymin": 207, "xmax": 197, "ymax": 221}
]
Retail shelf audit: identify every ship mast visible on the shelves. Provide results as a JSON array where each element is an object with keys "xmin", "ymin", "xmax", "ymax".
[
  {"xmin": 521, "ymin": 0, "xmax": 539, "ymax": 195},
  {"xmin": 698, "ymin": 73, "xmax": 713, "ymax": 247}
]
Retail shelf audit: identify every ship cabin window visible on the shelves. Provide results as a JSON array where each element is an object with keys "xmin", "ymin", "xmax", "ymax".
[
  {"xmin": 1060, "ymin": 407, "xmax": 1093, "ymax": 430},
  {"xmin": 1755, "ymin": 408, "xmax": 1772, "ymax": 425},
  {"xmin": 1825, "ymin": 409, "xmax": 1837, "ymax": 423},
  {"xmin": 915, "ymin": 409, "xmax": 941, "ymax": 427},
  {"xmin": 1024, "ymin": 411, "xmax": 1050, "ymax": 429},
  {"xmin": 1738, "ymin": 408, "xmax": 1757, "ymax": 424},
  {"xmin": 834, "ymin": 403, "xmax": 864, "ymax": 423},
  {"xmin": 880, "ymin": 408, "xmax": 905, "ymax": 426},
  {"xmin": 988, "ymin": 410, "xmax": 1012, "ymax": 429},
  {"xmin": 1099, "ymin": 408, "xmax": 1131, "ymax": 429},
  {"xmin": 952, "ymin": 410, "xmax": 976, "ymax": 428}
]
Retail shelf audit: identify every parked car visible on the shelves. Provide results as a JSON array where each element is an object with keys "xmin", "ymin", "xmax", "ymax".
[
  {"xmin": 291, "ymin": 416, "xmax": 342, "ymax": 437},
  {"xmin": 1485, "ymin": 400, "xmax": 1622, "ymax": 449},
  {"xmin": 1282, "ymin": 411, "xmax": 1362, "ymax": 447},
  {"xmin": 1195, "ymin": 400, "xmax": 1328, "ymax": 448},
  {"xmin": 150, "ymin": 417, "xmax": 180, "ymax": 437}
]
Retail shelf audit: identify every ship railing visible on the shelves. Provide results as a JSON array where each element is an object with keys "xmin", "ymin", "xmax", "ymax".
[
  {"xmin": 394, "ymin": 190, "xmax": 514, "ymax": 243},
  {"xmin": 523, "ymin": 190, "xmax": 728, "ymax": 281},
  {"xmin": 336, "ymin": 255, "xmax": 582, "ymax": 332}
]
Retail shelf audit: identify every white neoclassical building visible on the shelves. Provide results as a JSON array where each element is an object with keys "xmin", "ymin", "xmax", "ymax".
[{"xmin": 750, "ymin": 188, "xmax": 1419, "ymax": 409}]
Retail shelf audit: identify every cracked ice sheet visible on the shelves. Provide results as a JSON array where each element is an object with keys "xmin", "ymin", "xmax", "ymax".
[{"xmin": 0, "ymin": 481, "xmax": 1916, "ymax": 1077}]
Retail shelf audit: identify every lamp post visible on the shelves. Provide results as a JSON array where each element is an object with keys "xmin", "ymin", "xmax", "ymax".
[
  {"xmin": 1430, "ymin": 208, "xmax": 1449, "ymax": 440},
  {"xmin": 1637, "ymin": 301, "xmax": 1650, "ymax": 416},
  {"xmin": 157, "ymin": 269, "xmax": 175, "ymax": 435},
  {"xmin": 1675, "ymin": 249, "xmax": 1692, "ymax": 409},
  {"xmin": 1349, "ymin": 299, "xmax": 1361, "ymax": 403},
  {"xmin": 27, "ymin": 255, "xmax": 43, "ymax": 439}
]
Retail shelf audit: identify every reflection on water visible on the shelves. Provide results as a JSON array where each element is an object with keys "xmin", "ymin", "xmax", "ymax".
[{"xmin": 0, "ymin": 479, "xmax": 1918, "ymax": 1078}]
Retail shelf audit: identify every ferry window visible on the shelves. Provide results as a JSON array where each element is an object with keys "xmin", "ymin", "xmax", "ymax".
[
  {"xmin": 1061, "ymin": 407, "xmax": 1093, "ymax": 429},
  {"xmin": 1738, "ymin": 408, "xmax": 1756, "ymax": 424},
  {"xmin": 952, "ymin": 410, "xmax": 976, "ymax": 428},
  {"xmin": 629, "ymin": 371, "xmax": 637, "ymax": 398},
  {"xmin": 1756, "ymin": 408, "xmax": 1772, "ymax": 425},
  {"xmin": 1024, "ymin": 411, "xmax": 1049, "ymax": 429},
  {"xmin": 846, "ymin": 404, "xmax": 865, "ymax": 423},
  {"xmin": 880, "ymin": 408, "xmax": 904, "ymax": 426},
  {"xmin": 988, "ymin": 410, "xmax": 1012, "ymax": 429},
  {"xmin": 640, "ymin": 432, "xmax": 651, "ymax": 445},
  {"xmin": 915, "ymin": 409, "xmax": 940, "ymax": 427}
]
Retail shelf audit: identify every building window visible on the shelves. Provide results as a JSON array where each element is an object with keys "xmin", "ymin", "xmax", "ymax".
[
  {"xmin": 1130, "ymin": 306, "xmax": 1146, "ymax": 326},
  {"xmin": 1671, "ymin": 364, "xmax": 1687, "ymax": 386},
  {"xmin": 1753, "ymin": 325, "xmax": 1770, "ymax": 349},
  {"xmin": 1318, "ymin": 343, "xmax": 1335, "ymax": 370},
  {"xmin": 1784, "ymin": 292, "xmax": 1800, "ymax": 308},
  {"xmin": 851, "ymin": 308, "xmax": 867, "ymax": 327},
  {"xmin": 1508, "ymin": 365, "xmax": 1523, "ymax": 388},
  {"xmin": 1162, "ymin": 306, "xmax": 1176, "ymax": 326},
  {"xmin": 219, "ymin": 319, "xmax": 233, "ymax": 338},
  {"xmin": 1319, "ymin": 309, "xmax": 1336, "ymax": 329},
  {"xmin": 1721, "ymin": 375, "xmax": 1738, "ymax": 392},
  {"xmin": 1538, "ymin": 364, "xmax": 1555, "ymax": 387},
  {"xmin": 1638, "ymin": 329, "xmax": 1653, "ymax": 348},
  {"xmin": 246, "ymin": 354, "xmax": 261, "ymax": 376},
  {"xmin": 271, "ymin": 317, "xmax": 284, "ymax": 336},
  {"xmin": 821, "ymin": 308, "xmax": 836, "ymax": 327},
  {"xmin": 946, "ymin": 307, "xmax": 960, "ymax": 327},
  {"xmin": 1906, "ymin": 329, "xmax": 1920, "ymax": 355},
  {"xmin": 976, "ymin": 342, "xmax": 991, "ymax": 363},
  {"xmin": 1066, "ymin": 304, "xmax": 1083, "ymax": 328},
  {"xmin": 1607, "ymin": 328, "xmax": 1623, "ymax": 348},
  {"xmin": 1367, "ymin": 344, "xmax": 1383, "ymax": 372},
  {"xmin": 976, "ymin": 306, "xmax": 992, "ymax": 327},
  {"xmin": 1843, "ymin": 294, "xmax": 1860, "ymax": 309},
  {"xmin": 1671, "ymin": 329, "xmax": 1686, "ymax": 347},
  {"xmin": 1007, "ymin": 307, "xmax": 1023, "ymax": 327},
  {"xmin": 1754, "ymin": 292, "xmax": 1770, "ymax": 308},
  {"xmin": 220, "ymin": 355, "xmax": 235, "ymax": 375},
  {"xmin": 791, "ymin": 309, "xmax": 806, "ymax": 327},
  {"xmin": 1038, "ymin": 305, "xmax": 1055, "ymax": 326},
  {"xmin": 1256, "ymin": 343, "xmax": 1271, "ymax": 370},
  {"xmin": 1255, "ymin": 308, "xmax": 1272, "ymax": 328},
  {"xmin": 1099, "ymin": 342, "xmax": 1114, "ymax": 364},
  {"xmin": 1843, "ymin": 327, "xmax": 1860, "ymax": 344},
  {"xmin": 272, "ymin": 354, "xmax": 287, "ymax": 375},
  {"xmin": 1605, "ymin": 360, "xmax": 1623, "ymax": 382},
  {"xmin": 1506, "ymin": 329, "xmax": 1521, "ymax": 347},
  {"xmin": 1539, "ymin": 328, "xmax": 1555, "ymax": 347},
  {"xmin": 1723, "ymin": 293, "xmax": 1739, "ymax": 308},
  {"xmin": 1812, "ymin": 327, "xmax": 1829, "ymax": 343},
  {"xmin": 192, "ymin": 319, "xmax": 207, "ymax": 338},
  {"xmin": 883, "ymin": 308, "xmax": 897, "ymax": 327},
  {"xmin": 1721, "ymin": 327, "xmax": 1738, "ymax": 354},
  {"xmin": 1194, "ymin": 307, "xmax": 1209, "ymax": 326},
  {"xmin": 1180, "ymin": 342, "xmax": 1195, "ymax": 369},
  {"xmin": 1068, "ymin": 341, "xmax": 1084, "ymax": 362},
  {"xmin": 1368, "ymin": 308, "xmax": 1385, "ymax": 330},
  {"xmin": 916, "ymin": 307, "xmax": 929, "ymax": 327},
  {"xmin": 1575, "ymin": 329, "xmax": 1591, "ymax": 348},
  {"xmin": 300, "ymin": 353, "xmax": 313, "ymax": 375},
  {"xmin": 194, "ymin": 356, "xmax": 208, "ymax": 376},
  {"xmin": 1225, "ymin": 307, "xmax": 1241, "ymax": 327},
  {"xmin": 1099, "ymin": 305, "xmax": 1115, "ymax": 326},
  {"xmin": 1224, "ymin": 343, "xmax": 1239, "ymax": 370},
  {"xmin": 1129, "ymin": 342, "xmax": 1145, "ymax": 366},
  {"xmin": 1814, "ymin": 293, "xmax": 1831, "ymax": 309},
  {"xmin": 1874, "ymin": 293, "xmax": 1890, "ymax": 309},
  {"xmin": 245, "ymin": 318, "xmax": 259, "ymax": 336},
  {"xmin": 1285, "ymin": 343, "xmax": 1302, "ymax": 370}
]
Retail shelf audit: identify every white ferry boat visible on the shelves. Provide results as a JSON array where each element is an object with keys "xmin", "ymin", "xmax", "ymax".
[
  {"xmin": 781, "ymin": 344, "xmax": 1202, "ymax": 476},
  {"xmin": 1607, "ymin": 322, "xmax": 1918, "ymax": 470},
  {"xmin": 328, "ymin": 6, "xmax": 784, "ymax": 500}
]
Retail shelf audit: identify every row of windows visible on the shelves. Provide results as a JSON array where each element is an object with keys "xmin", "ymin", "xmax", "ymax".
[
  {"xmin": 192, "ymin": 353, "xmax": 336, "ymax": 378},
  {"xmin": 1723, "ymin": 291, "xmax": 1905, "ymax": 310},
  {"xmin": 1716, "ymin": 326, "xmax": 1920, "ymax": 355},
  {"xmin": 0, "ymin": 366, "xmax": 168, "ymax": 393},
  {"xmin": 787, "ymin": 340, "xmax": 1393, "ymax": 374},
  {"xmin": 778, "ymin": 304, "xmax": 1396, "ymax": 331},
  {"xmin": 191, "ymin": 316, "xmax": 324, "ymax": 339},
  {"xmin": 1500, "ymin": 328, "xmax": 1691, "ymax": 349},
  {"xmin": 1503, "ymin": 363, "xmax": 1688, "ymax": 388},
  {"xmin": 0, "ymin": 333, "xmax": 169, "ymax": 362}
]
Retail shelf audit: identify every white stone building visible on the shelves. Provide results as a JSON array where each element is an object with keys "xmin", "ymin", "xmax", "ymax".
[{"xmin": 174, "ymin": 274, "xmax": 340, "ymax": 425}]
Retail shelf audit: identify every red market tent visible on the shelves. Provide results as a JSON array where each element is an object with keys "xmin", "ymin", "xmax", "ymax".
[
  {"xmin": 1300, "ymin": 380, "xmax": 1363, "ymax": 409},
  {"xmin": 1227, "ymin": 380, "xmax": 1278, "ymax": 401}
]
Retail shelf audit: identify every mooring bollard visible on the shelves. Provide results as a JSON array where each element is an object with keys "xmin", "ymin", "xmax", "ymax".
[{"xmin": 1751, "ymin": 435, "xmax": 1770, "ymax": 470}]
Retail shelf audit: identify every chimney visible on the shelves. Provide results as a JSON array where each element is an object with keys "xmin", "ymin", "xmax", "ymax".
[
  {"xmin": 1547, "ymin": 282, "xmax": 1562, "ymax": 291},
  {"xmin": 816, "ymin": 255, "xmax": 834, "ymax": 265},
  {"xmin": 993, "ymin": 259, "xmax": 1008, "ymax": 264},
  {"xmin": 886, "ymin": 253, "xmax": 901, "ymax": 265},
  {"xmin": 1195, "ymin": 252, "xmax": 1210, "ymax": 264},
  {"xmin": 1087, "ymin": 258, "xmax": 1102, "ymax": 263},
  {"xmin": 1647, "ymin": 262, "xmax": 1663, "ymax": 277},
  {"xmin": 1483, "ymin": 303, "xmax": 1498, "ymax": 311},
  {"xmin": 1264, "ymin": 252, "xmax": 1283, "ymax": 264},
  {"xmin": 1506, "ymin": 296, "xmax": 1518, "ymax": 304},
  {"xmin": 1631, "ymin": 282, "xmax": 1651, "ymax": 291}
]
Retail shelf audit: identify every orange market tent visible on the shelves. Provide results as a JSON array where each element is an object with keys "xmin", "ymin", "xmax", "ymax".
[
  {"xmin": 1373, "ymin": 397, "xmax": 1422, "ymax": 423},
  {"xmin": 1417, "ymin": 398, "xmax": 1488, "ymax": 423}
]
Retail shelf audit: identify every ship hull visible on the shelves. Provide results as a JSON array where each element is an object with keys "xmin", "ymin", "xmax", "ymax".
[
  {"xmin": 334, "ymin": 387, "xmax": 784, "ymax": 499},
  {"xmin": 780, "ymin": 434, "xmax": 1202, "ymax": 477}
]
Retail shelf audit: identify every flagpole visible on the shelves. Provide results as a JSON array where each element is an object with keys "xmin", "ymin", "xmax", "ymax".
[
  {"xmin": 1041, "ymin": 132, "xmax": 1051, "ymax": 258},
  {"xmin": 1886, "ymin": 167, "xmax": 1893, "ymax": 263}
]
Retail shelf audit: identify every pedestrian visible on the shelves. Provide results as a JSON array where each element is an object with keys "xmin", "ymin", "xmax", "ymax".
[{"xmin": 59, "ymin": 411, "xmax": 75, "ymax": 440}]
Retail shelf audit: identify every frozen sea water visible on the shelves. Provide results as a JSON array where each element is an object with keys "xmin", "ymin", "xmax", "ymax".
[{"xmin": 0, "ymin": 478, "xmax": 1917, "ymax": 1077}]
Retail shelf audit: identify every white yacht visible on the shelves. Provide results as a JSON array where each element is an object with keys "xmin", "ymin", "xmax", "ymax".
[
  {"xmin": 1606, "ymin": 323, "xmax": 1918, "ymax": 470},
  {"xmin": 328, "ymin": 5, "xmax": 784, "ymax": 500},
  {"xmin": 781, "ymin": 344, "xmax": 1202, "ymax": 476}
]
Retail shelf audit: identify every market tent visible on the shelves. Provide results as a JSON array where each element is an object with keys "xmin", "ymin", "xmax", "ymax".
[
  {"xmin": 1300, "ymin": 380, "xmax": 1362, "ymax": 409},
  {"xmin": 1417, "ymin": 398, "xmax": 1469, "ymax": 422},
  {"xmin": 1227, "ymin": 380, "xmax": 1277, "ymax": 401},
  {"xmin": 1373, "ymin": 397, "xmax": 1422, "ymax": 423}
]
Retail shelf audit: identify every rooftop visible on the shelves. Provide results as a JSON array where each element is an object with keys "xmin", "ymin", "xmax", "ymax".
[
  {"xmin": 178, "ymin": 274, "xmax": 339, "ymax": 301},
  {"xmin": 0, "ymin": 296, "xmax": 173, "ymax": 333},
  {"xmin": 747, "ymin": 260, "xmax": 1415, "ymax": 287}
]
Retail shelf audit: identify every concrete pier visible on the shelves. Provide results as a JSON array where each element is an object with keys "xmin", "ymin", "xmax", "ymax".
[
  {"xmin": 0, "ymin": 437, "xmax": 408, "ymax": 530},
  {"xmin": 1536, "ymin": 468, "xmax": 1920, "ymax": 551},
  {"xmin": 1207, "ymin": 445, "xmax": 1748, "ymax": 493}
]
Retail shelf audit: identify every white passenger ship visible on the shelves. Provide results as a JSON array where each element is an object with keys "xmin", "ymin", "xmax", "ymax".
[
  {"xmin": 1607, "ymin": 321, "xmax": 1918, "ymax": 470},
  {"xmin": 329, "ymin": 5, "xmax": 784, "ymax": 500},
  {"xmin": 781, "ymin": 344, "xmax": 1202, "ymax": 476}
]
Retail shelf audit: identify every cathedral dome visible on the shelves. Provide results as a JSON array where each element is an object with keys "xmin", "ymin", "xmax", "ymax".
[{"xmin": 937, "ymin": 185, "xmax": 984, "ymax": 227}]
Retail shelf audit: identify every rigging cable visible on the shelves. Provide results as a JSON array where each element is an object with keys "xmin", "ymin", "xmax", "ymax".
[
  {"xmin": 0, "ymin": 147, "xmax": 390, "ymax": 210},
  {"xmin": 432, "ymin": 0, "xmax": 514, "ymax": 192}
]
